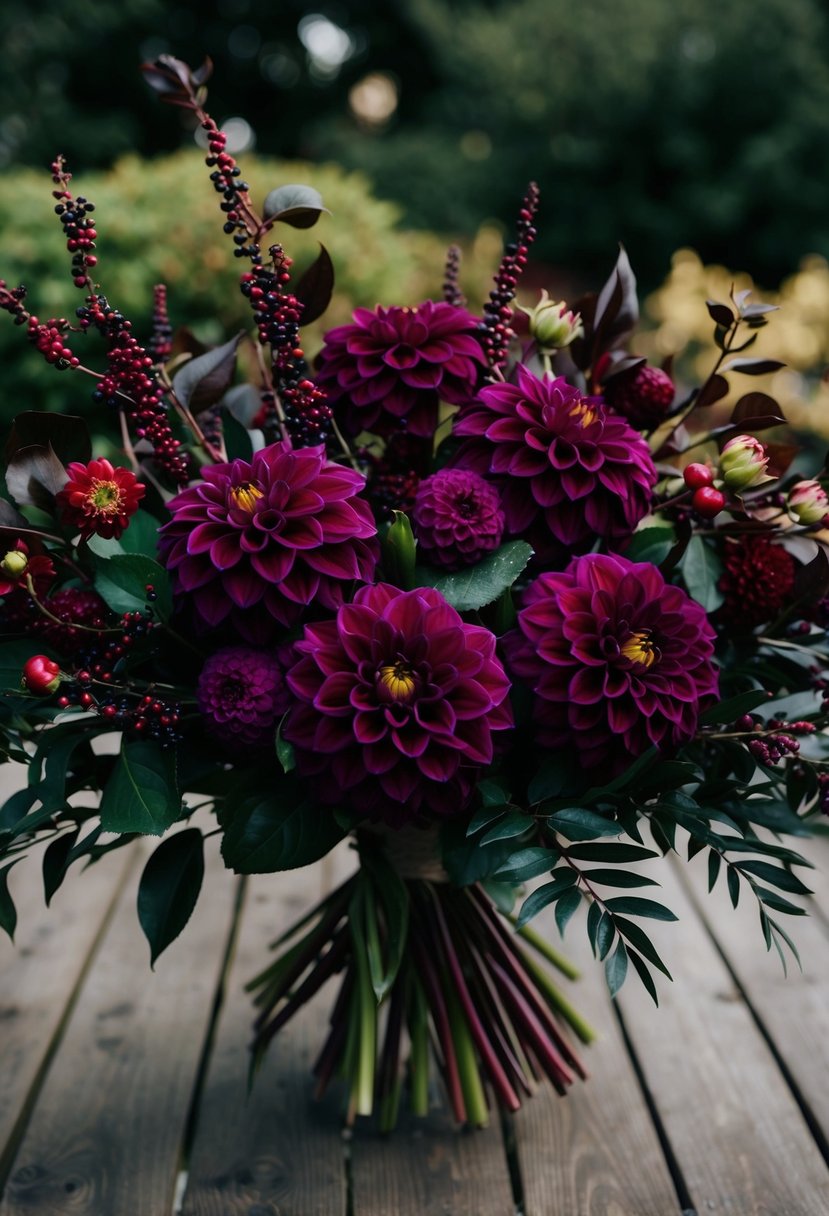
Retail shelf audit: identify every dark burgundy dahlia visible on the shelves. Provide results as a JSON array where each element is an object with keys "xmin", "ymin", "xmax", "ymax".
[
  {"xmin": 284, "ymin": 583, "xmax": 513, "ymax": 825},
  {"xmin": 197, "ymin": 646, "xmax": 289, "ymax": 750},
  {"xmin": 158, "ymin": 441, "xmax": 378, "ymax": 643},
  {"xmin": 718, "ymin": 537, "xmax": 796, "ymax": 631},
  {"xmin": 504, "ymin": 553, "xmax": 718, "ymax": 773},
  {"xmin": 412, "ymin": 468, "xmax": 504, "ymax": 569},
  {"xmin": 316, "ymin": 301, "xmax": 485, "ymax": 439},
  {"xmin": 451, "ymin": 365, "xmax": 657, "ymax": 552}
]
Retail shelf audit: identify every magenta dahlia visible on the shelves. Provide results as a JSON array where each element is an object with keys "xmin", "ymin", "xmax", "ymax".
[
  {"xmin": 451, "ymin": 365, "xmax": 657, "ymax": 553},
  {"xmin": 412, "ymin": 469, "xmax": 505, "ymax": 570},
  {"xmin": 197, "ymin": 646, "xmax": 289, "ymax": 750},
  {"xmin": 158, "ymin": 441, "xmax": 378, "ymax": 643},
  {"xmin": 284, "ymin": 583, "xmax": 513, "ymax": 825},
  {"xmin": 504, "ymin": 553, "xmax": 718, "ymax": 774},
  {"xmin": 316, "ymin": 301, "xmax": 485, "ymax": 439}
]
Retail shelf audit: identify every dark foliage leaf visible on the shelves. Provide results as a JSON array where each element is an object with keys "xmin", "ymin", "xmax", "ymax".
[
  {"xmin": 547, "ymin": 807, "xmax": 622, "ymax": 841},
  {"xmin": 361, "ymin": 850, "xmax": 410, "ymax": 1001},
  {"xmin": 730, "ymin": 392, "xmax": 786, "ymax": 430},
  {"xmin": 727, "ymin": 865, "xmax": 740, "ymax": 908},
  {"xmin": 627, "ymin": 948, "xmax": 659, "ymax": 1005},
  {"xmin": 604, "ymin": 939, "xmax": 628, "ymax": 997},
  {"xmin": 528, "ymin": 753, "xmax": 580, "ymax": 803},
  {"xmin": 441, "ymin": 818, "xmax": 520, "ymax": 885},
  {"xmin": 708, "ymin": 849, "xmax": 721, "ymax": 893},
  {"xmin": 222, "ymin": 411, "xmax": 255, "ymax": 462},
  {"xmin": 596, "ymin": 909, "xmax": 615, "ymax": 961},
  {"xmin": 137, "ymin": 829, "xmax": 205, "ymax": 966},
  {"xmin": 565, "ymin": 841, "xmax": 659, "ymax": 863},
  {"xmin": 695, "ymin": 374, "xmax": 730, "ymax": 408},
  {"xmin": 754, "ymin": 885, "xmax": 807, "ymax": 916},
  {"xmin": 721, "ymin": 358, "xmax": 785, "ymax": 376},
  {"xmin": 612, "ymin": 916, "xmax": 673, "ymax": 978},
  {"xmin": 43, "ymin": 829, "xmax": 80, "ymax": 906},
  {"xmin": 466, "ymin": 803, "xmax": 509, "ymax": 837},
  {"xmin": 92, "ymin": 552, "xmax": 172, "ymax": 621},
  {"xmin": 555, "ymin": 887, "xmax": 581, "ymax": 936},
  {"xmin": 764, "ymin": 442, "xmax": 799, "ymax": 479},
  {"xmin": 172, "ymin": 332, "xmax": 243, "ymax": 414},
  {"xmin": 0, "ymin": 861, "xmax": 21, "ymax": 941},
  {"xmin": 6, "ymin": 412, "xmax": 91, "ymax": 466},
  {"xmin": 624, "ymin": 524, "xmax": 677, "ymax": 566},
  {"xmin": 706, "ymin": 300, "xmax": 734, "ymax": 327},
  {"xmin": 293, "ymin": 244, "xmax": 335, "ymax": 324},
  {"xmin": 586, "ymin": 898, "xmax": 602, "ymax": 955},
  {"xmin": 581, "ymin": 868, "xmax": 659, "ymax": 888},
  {"xmin": 221, "ymin": 779, "xmax": 345, "ymax": 873},
  {"xmin": 792, "ymin": 547, "xmax": 829, "ymax": 605},
  {"xmin": 736, "ymin": 860, "xmax": 812, "ymax": 894},
  {"xmin": 493, "ymin": 847, "xmax": 558, "ymax": 883},
  {"xmin": 100, "ymin": 740, "xmax": 181, "ymax": 835},
  {"xmin": 680, "ymin": 535, "xmax": 724, "ymax": 612},
  {"xmin": 603, "ymin": 897, "xmax": 677, "ymax": 921},
  {"xmin": 480, "ymin": 809, "xmax": 534, "ymax": 846},
  {"xmin": 414, "ymin": 540, "xmax": 533, "ymax": 611},
  {"xmin": 6, "ymin": 444, "xmax": 67, "ymax": 511},
  {"xmin": 592, "ymin": 244, "xmax": 638, "ymax": 356},
  {"xmin": 515, "ymin": 870, "xmax": 579, "ymax": 928},
  {"xmin": 263, "ymin": 183, "xmax": 329, "ymax": 228},
  {"xmin": 698, "ymin": 688, "xmax": 768, "ymax": 725}
]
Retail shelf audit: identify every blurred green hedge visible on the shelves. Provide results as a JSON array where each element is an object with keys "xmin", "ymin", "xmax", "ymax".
[{"xmin": 0, "ymin": 150, "xmax": 469, "ymax": 425}]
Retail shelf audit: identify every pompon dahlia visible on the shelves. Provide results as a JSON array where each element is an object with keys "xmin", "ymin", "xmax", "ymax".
[
  {"xmin": 504, "ymin": 553, "xmax": 718, "ymax": 773},
  {"xmin": 452, "ymin": 365, "xmax": 657, "ymax": 553},
  {"xmin": 56, "ymin": 458, "xmax": 145, "ymax": 540},
  {"xmin": 158, "ymin": 441, "xmax": 378, "ymax": 643},
  {"xmin": 197, "ymin": 646, "xmax": 289, "ymax": 750},
  {"xmin": 316, "ymin": 301, "xmax": 486, "ymax": 439},
  {"xmin": 284, "ymin": 583, "xmax": 513, "ymax": 825},
  {"xmin": 412, "ymin": 468, "xmax": 504, "ymax": 569},
  {"xmin": 718, "ymin": 537, "xmax": 796, "ymax": 630}
]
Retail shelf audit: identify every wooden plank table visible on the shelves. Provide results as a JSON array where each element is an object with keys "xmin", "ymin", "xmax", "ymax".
[{"xmin": 1, "ymin": 787, "xmax": 829, "ymax": 1214}]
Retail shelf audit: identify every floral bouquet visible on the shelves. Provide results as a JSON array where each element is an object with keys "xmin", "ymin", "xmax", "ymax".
[{"xmin": 0, "ymin": 56, "xmax": 826, "ymax": 1132}]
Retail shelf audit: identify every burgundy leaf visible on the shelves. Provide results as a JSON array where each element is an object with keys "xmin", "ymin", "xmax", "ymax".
[
  {"xmin": 6, "ymin": 444, "xmax": 68, "ymax": 511},
  {"xmin": 721, "ymin": 358, "xmax": 786, "ymax": 376},
  {"xmin": 172, "ymin": 333, "xmax": 244, "ymax": 414},
  {"xmin": 706, "ymin": 300, "xmax": 734, "ymax": 327},
  {"xmin": 730, "ymin": 392, "xmax": 787, "ymax": 430},
  {"xmin": 6, "ymin": 412, "xmax": 91, "ymax": 466},
  {"xmin": 695, "ymin": 374, "xmax": 730, "ymax": 408},
  {"xmin": 293, "ymin": 244, "xmax": 335, "ymax": 325}
]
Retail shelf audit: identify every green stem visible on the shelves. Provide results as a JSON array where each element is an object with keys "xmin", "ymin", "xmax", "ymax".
[
  {"xmin": 511, "ymin": 919, "xmax": 581, "ymax": 980},
  {"xmin": 445, "ymin": 983, "xmax": 489, "ymax": 1128},
  {"xmin": 349, "ymin": 883, "xmax": 377, "ymax": 1118},
  {"xmin": 520, "ymin": 951, "xmax": 597, "ymax": 1045}
]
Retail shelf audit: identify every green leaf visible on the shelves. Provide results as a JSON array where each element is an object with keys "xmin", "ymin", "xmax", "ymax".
[
  {"xmin": 596, "ymin": 910, "xmax": 616, "ymax": 961},
  {"xmin": 708, "ymin": 849, "xmax": 722, "ymax": 892},
  {"xmin": 528, "ymin": 754, "xmax": 580, "ymax": 803},
  {"xmin": 603, "ymin": 897, "xmax": 678, "ymax": 921},
  {"xmin": 477, "ymin": 777, "xmax": 511, "ymax": 807},
  {"xmin": 515, "ymin": 870, "xmax": 578, "ymax": 928},
  {"xmin": 492, "ymin": 846, "xmax": 557, "ymax": 883},
  {"xmin": 222, "ymin": 411, "xmax": 254, "ymax": 462},
  {"xmin": 613, "ymin": 916, "xmax": 673, "ymax": 978},
  {"xmin": 627, "ymin": 949, "xmax": 660, "ymax": 1005},
  {"xmin": 547, "ymin": 807, "xmax": 623, "ymax": 841},
  {"xmin": 120, "ymin": 509, "xmax": 167, "ymax": 557},
  {"xmin": 413, "ymin": 540, "xmax": 533, "ymax": 611},
  {"xmin": 137, "ymin": 829, "xmax": 205, "ymax": 966},
  {"xmin": 624, "ymin": 524, "xmax": 677, "ymax": 566},
  {"xmin": 586, "ymin": 898, "xmax": 602, "ymax": 956},
  {"xmin": 604, "ymin": 939, "xmax": 628, "ymax": 997},
  {"xmin": 767, "ymin": 916, "xmax": 802, "ymax": 971},
  {"xmin": 275, "ymin": 720, "xmax": 296, "ymax": 774},
  {"xmin": 0, "ymin": 860, "xmax": 21, "ymax": 941},
  {"xmin": 727, "ymin": 865, "xmax": 740, "ymax": 908},
  {"xmin": 466, "ymin": 803, "xmax": 508, "ymax": 837},
  {"xmin": 360, "ymin": 850, "xmax": 410, "ymax": 1002},
  {"xmin": 754, "ymin": 886, "xmax": 807, "ymax": 916},
  {"xmin": 441, "ymin": 818, "xmax": 519, "ymax": 884},
  {"xmin": 565, "ymin": 841, "xmax": 659, "ymax": 863},
  {"xmin": 698, "ymin": 688, "xmax": 768, "ymax": 725},
  {"xmin": 221, "ymin": 780, "xmax": 345, "ymax": 873},
  {"xmin": 680, "ymin": 534, "xmax": 724, "ymax": 612},
  {"xmin": 263, "ymin": 183, "xmax": 329, "ymax": 227},
  {"xmin": 100, "ymin": 740, "xmax": 181, "ymax": 836},
  {"xmin": 735, "ymin": 860, "xmax": 812, "ymax": 895},
  {"xmin": 582, "ymin": 869, "xmax": 659, "ymax": 888},
  {"xmin": 43, "ymin": 829, "xmax": 79, "ymax": 906},
  {"xmin": 480, "ymin": 809, "xmax": 534, "ymax": 846},
  {"xmin": 555, "ymin": 888, "xmax": 581, "ymax": 936},
  {"xmin": 92, "ymin": 553, "xmax": 172, "ymax": 621}
]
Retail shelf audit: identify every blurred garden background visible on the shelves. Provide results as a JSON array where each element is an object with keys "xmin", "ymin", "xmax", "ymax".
[{"xmin": 3, "ymin": 0, "xmax": 829, "ymax": 439}]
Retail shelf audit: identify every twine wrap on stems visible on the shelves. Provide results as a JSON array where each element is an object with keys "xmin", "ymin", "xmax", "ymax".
[{"xmin": 358, "ymin": 821, "xmax": 449, "ymax": 883}]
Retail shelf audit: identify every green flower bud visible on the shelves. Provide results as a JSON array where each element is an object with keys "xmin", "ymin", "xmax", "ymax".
[
  {"xmin": 523, "ymin": 291, "xmax": 583, "ymax": 352},
  {"xmin": 1, "ymin": 549, "xmax": 28, "ymax": 579},
  {"xmin": 383, "ymin": 510, "xmax": 418, "ymax": 589},
  {"xmin": 719, "ymin": 434, "xmax": 770, "ymax": 491},
  {"xmin": 788, "ymin": 479, "xmax": 829, "ymax": 526}
]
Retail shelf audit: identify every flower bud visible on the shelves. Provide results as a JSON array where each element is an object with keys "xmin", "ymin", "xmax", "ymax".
[
  {"xmin": 383, "ymin": 510, "xmax": 418, "ymax": 589},
  {"xmin": 719, "ymin": 435, "xmax": 770, "ymax": 491},
  {"xmin": 523, "ymin": 291, "xmax": 583, "ymax": 352},
  {"xmin": 788, "ymin": 479, "xmax": 829, "ymax": 526},
  {"xmin": 22, "ymin": 654, "xmax": 62, "ymax": 695},
  {"xmin": 1, "ymin": 548, "xmax": 28, "ymax": 579}
]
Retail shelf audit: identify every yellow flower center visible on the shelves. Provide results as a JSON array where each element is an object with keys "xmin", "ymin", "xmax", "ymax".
[
  {"xmin": 88, "ymin": 479, "xmax": 123, "ymax": 516},
  {"xmin": 378, "ymin": 660, "xmax": 418, "ymax": 702},
  {"xmin": 621, "ymin": 630, "xmax": 659, "ymax": 669},
  {"xmin": 569, "ymin": 399, "xmax": 598, "ymax": 428},
  {"xmin": 229, "ymin": 482, "xmax": 264, "ymax": 513}
]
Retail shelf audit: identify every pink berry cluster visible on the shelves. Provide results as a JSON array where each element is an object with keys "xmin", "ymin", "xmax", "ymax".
[
  {"xmin": 148, "ymin": 284, "xmax": 173, "ymax": 364},
  {"xmin": 734, "ymin": 712, "xmax": 816, "ymax": 767},
  {"xmin": 442, "ymin": 244, "xmax": 465, "ymax": 308},
  {"xmin": 478, "ymin": 182, "xmax": 539, "ymax": 376},
  {"xmin": 0, "ymin": 283, "xmax": 80, "ymax": 372}
]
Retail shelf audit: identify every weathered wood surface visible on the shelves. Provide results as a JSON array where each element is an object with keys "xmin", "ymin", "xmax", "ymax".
[{"xmin": 1, "ymin": 807, "xmax": 829, "ymax": 1214}]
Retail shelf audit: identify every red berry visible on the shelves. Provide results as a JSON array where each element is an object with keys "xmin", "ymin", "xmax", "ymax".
[
  {"xmin": 692, "ymin": 486, "xmax": 726, "ymax": 518},
  {"xmin": 22, "ymin": 654, "xmax": 62, "ymax": 695},
  {"xmin": 683, "ymin": 463, "xmax": 714, "ymax": 490}
]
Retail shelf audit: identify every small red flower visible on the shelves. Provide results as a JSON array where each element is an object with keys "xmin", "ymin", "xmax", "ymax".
[
  {"xmin": 22, "ymin": 654, "xmax": 62, "ymax": 695},
  {"xmin": 56, "ymin": 458, "xmax": 145, "ymax": 540}
]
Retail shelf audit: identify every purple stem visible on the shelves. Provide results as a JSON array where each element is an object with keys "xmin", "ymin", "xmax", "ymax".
[
  {"xmin": 488, "ymin": 956, "xmax": 573, "ymax": 1092},
  {"xmin": 410, "ymin": 930, "xmax": 467, "ymax": 1124},
  {"xmin": 255, "ymin": 924, "xmax": 350, "ymax": 1050},
  {"xmin": 465, "ymin": 939, "xmax": 535, "ymax": 1099},
  {"xmin": 428, "ymin": 889, "xmax": 521, "ymax": 1113}
]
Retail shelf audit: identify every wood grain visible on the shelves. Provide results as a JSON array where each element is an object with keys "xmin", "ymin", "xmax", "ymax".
[
  {"xmin": 182, "ymin": 862, "xmax": 350, "ymax": 1216},
  {"xmin": 616, "ymin": 857, "xmax": 829, "ymax": 1215},
  {"xmin": 0, "ymin": 836, "xmax": 238, "ymax": 1216},
  {"xmin": 513, "ymin": 903, "xmax": 681, "ymax": 1216}
]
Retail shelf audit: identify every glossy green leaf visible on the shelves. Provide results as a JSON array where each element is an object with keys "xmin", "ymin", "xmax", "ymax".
[
  {"xmin": 613, "ymin": 916, "xmax": 673, "ymax": 978},
  {"xmin": 604, "ymin": 939, "xmax": 628, "ymax": 997},
  {"xmin": 627, "ymin": 949, "xmax": 660, "ymax": 1005},
  {"xmin": 413, "ymin": 540, "xmax": 533, "ymax": 611},
  {"xmin": 515, "ymin": 870, "xmax": 578, "ymax": 928},
  {"xmin": 547, "ymin": 807, "xmax": 623, "ymax": 841},
  {"xmin": 0, "ymin": 860, "xmax": 21, "ymax": 941},
  {"xmin": 92, "ymin": 552, "xmax": 172, "ymax": 621},
  {"xmin": 492, "ymin": 846, "xmax": 557, "ymax": 883},
  {"xmin": 555, "ymin": 888, "xmax": 581, "ymax": 937},
  {"xmin": 582, "ymin": 868, "xmax": 659, "ymax": 888},
  {"xmin": 137, "ymin": 829, "xmax": 205, "ymax": 965},
  {"xmin": 603, "ymin": 897, "xmax": 678, "ymax": 921},
  {"xmin": 480, "ymin": 809, "xmax": 534, "ymax": 846},
  {"xmin": 735, "ymin": 860, "xmax": 812, "ymax": 895},
  {"xmin": 221, "ymin": 780, "xmax": 345, "ymax": 873},
  {"xmin": 624, "ymin": 524, "xmax": 677, "ymax": 566},
  {"xmin": 680, "ymin": 535, "xmax": 724, "ymax": 612},
  {"xmin": 100, "ymin": 739, "xmax": 181, "ymax": 836}
]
